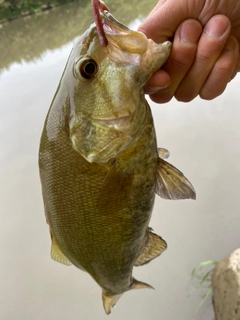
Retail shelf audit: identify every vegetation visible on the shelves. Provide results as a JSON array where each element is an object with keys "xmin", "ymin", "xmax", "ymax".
[
  {"xmin": 190, "ymin": 260, "xmax": 218, "ymax": 308},
  {"xmin": 0, "ymin": 0, "xmax": 75, "ymax": 21}
]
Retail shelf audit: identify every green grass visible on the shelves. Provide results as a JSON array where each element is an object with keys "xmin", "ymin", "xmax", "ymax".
[{"xmin": 190, "ymin": 260, "xmax": 218, "ymax": 308}]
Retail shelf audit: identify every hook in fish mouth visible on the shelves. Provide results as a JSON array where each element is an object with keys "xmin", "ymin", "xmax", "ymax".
[{"xmin": 91, "ymin": 0, "xmax": 110, "ymax": 47}]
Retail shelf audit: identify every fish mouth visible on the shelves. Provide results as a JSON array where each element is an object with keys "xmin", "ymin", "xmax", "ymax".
[
  {"xmin": 100, "ymin": 11, "xmax": 130, "ymax": 33},
  {"xmin": 100, "ymin": 11, "xmax": 148, "ymax": 55}
]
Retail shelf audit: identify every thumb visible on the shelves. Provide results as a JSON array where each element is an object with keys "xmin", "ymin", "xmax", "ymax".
[{"xmin": 138, "ymin": 0, "xmax": 202, "ymax": 43}]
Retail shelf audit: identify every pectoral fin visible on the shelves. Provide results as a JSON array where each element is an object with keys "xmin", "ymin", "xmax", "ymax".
[
  {"xmin": 50, "ymin": 230, "xmax": 72, "ymax": 266},
  {"xmin": 134, "ymin": 229, "xmax": 167, "ymax": 266},
  {"xmin": 155, "ymin": 158, "xmax": 196, "ymax": 200}
]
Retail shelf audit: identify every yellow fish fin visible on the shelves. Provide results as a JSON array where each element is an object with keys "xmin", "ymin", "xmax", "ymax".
[
  {"xmin": 134, "ymin": 229, "xmax": 167, "ymax": 266},
  {"xmin": 102, "ymin": 292, "xmax": 122, "ymax": 315},
  {"xmin": 98, "ymin": 161, "xmax": 134, "ymax": 213},
  {"xmin": 50, "ymin": 231, "xmax": 72, "ymax": 266},
  {"xmin": 158, "ymin": 147, "xmax": 170, "ymax": 159},
  {"xmin": 102, "ymin": 279, "xmax": 153, "ymax": 314},
  {"xmin": 155, "ymin": 157, "xmax": 196, "ymax": 200},
  {"xmin": 130, "ymin": 278, "xmax": 154, "ymax": 290}
]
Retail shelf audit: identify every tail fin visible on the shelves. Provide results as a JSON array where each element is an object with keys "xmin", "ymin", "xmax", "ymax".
[
  {"xmin": 102, "ymin": 292, "xmax": 122, "ymax": 315},
  {"xmin": 102, "ymin": 279, "xmax": 153, "ymax": 314}
]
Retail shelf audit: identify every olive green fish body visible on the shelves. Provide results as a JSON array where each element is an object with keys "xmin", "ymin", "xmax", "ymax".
[
  {"xmin": 40, "ymin": 97, "xmax": 157, "ymax": 295},
  {"xmin": 39, "ymin": 9, "xmax": 196, "ymax": 314}
]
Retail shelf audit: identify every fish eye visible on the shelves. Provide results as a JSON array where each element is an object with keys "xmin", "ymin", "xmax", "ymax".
[{"xmin": 80, "ymin": 59, "xmax": 98, "ymax": 79}]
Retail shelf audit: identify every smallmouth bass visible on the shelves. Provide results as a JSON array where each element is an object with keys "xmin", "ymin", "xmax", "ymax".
[{"xmin": 39, "ymin": 1, "xmax": 196, "ymax": 314}]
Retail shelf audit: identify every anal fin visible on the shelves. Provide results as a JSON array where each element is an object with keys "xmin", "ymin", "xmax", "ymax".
[
  {"xmin": 130, "ymin": 278, "xmax": 154, "ymax": 290},
  {"xmin": 134, "ymin": 230, "xmax": 167, "ymax": 266},
  {"xmin": 50, "ymin": 230, "xmax": 72, "ymax": 266}
]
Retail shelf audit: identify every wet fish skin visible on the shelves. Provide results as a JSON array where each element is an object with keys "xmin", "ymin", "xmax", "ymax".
[{"xmin": 39, "ymin": 10, "xmax": 195, "ymax": 315}]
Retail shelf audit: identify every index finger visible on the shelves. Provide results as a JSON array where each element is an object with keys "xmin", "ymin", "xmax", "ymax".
[{"xmin": 138, "ymin": 0, "xmax": 204, "ymax": 42}]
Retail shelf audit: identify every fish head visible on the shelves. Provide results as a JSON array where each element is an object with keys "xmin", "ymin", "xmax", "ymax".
[{"xmin": 66, "ymin": 11, "xmax": 171, "ymax": 163}]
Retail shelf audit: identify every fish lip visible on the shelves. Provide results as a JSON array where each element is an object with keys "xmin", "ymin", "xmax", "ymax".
[{"xmin": 100, "ymin": 11, "xmax": 129, "ymax": 32}]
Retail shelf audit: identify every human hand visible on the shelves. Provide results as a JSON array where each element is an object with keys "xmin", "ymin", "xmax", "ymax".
[{"xmin": 138, "ymin": 0, "xmax": 240, "ymax": 103}]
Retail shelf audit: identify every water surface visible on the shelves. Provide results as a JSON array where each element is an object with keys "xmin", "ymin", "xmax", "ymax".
[{"xmin": 1, "ymin": 1, "xmax": 240, "ymax": 319}]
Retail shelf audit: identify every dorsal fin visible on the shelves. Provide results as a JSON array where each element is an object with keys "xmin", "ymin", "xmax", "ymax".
[
  {"xmin": 155, "ymin": 157, "xmax": 196, "ymax": 200},
  {"xmin": 134, "ymin": 230, "xmax": 167, "ymax": 266},
  {"xmin": 50, "ymin": 230, "xmax": 72, "ymax": 266}
]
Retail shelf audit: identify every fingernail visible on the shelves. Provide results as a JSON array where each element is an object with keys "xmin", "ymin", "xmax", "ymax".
[
  {"xmin": 179, "ymin": 20, "xmax": 201, "ymax": 44},
  {"xmin": 204, "ymin": 16, "xmax": 229, "ymax": 37},
  {"xmin": 144, "ymin": 86, "xmax": 166, "ymax": 94}
]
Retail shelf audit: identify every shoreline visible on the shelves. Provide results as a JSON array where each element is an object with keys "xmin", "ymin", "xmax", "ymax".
[{"xmin": 0, "ymin": 1, "xmax": 75, "ymax": 25}]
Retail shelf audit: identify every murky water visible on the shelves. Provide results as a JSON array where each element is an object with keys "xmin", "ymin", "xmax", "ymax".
[{"xmin": 1, "ymin": 1, "xmax": 240, "ymax": 319}]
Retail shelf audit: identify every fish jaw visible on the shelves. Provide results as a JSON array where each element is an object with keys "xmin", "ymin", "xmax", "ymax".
[{"xmin": 102, "ymin": 11, "xmax": 172, "ymax": 85}]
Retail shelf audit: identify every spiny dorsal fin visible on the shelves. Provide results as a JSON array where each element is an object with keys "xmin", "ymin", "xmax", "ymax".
[
  {"xmin": 134, "ymin": 230, "xmax": 167, "ymax": 266},
  {"xmin": 102, "ymin": 292, "xmax": 122, "ymax": 315},
  {"xmin": 155, "ymin": 158, "xmax": 196, "ymax": 200},
  {"xmin": 50, "ymin": 230, "xmax": 72, "ymax": 266}
]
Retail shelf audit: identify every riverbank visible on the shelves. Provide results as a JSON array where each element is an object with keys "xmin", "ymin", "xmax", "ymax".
[{"xmin": 0, "ymin": 0, "xmax": 76, "ymax": 23}]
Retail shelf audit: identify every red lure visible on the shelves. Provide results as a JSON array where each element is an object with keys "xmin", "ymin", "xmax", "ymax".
[{"xmin": 91, "ymin": 0, "xmax": 110, "ymax": 46}]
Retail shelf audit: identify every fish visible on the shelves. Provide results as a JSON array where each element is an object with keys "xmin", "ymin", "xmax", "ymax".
[{"xmin": 39, "ymin": 0, "xmax": 196, "ymax": 315}]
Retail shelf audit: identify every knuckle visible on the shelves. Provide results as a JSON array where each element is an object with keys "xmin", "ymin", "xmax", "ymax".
[
  {"xmin": 171, "ymin": 51, "xmax": 195, "ymax": 69},
  {"xmin": 195, "ymin": 51, "xmax": 211, "ymax": 65}
]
